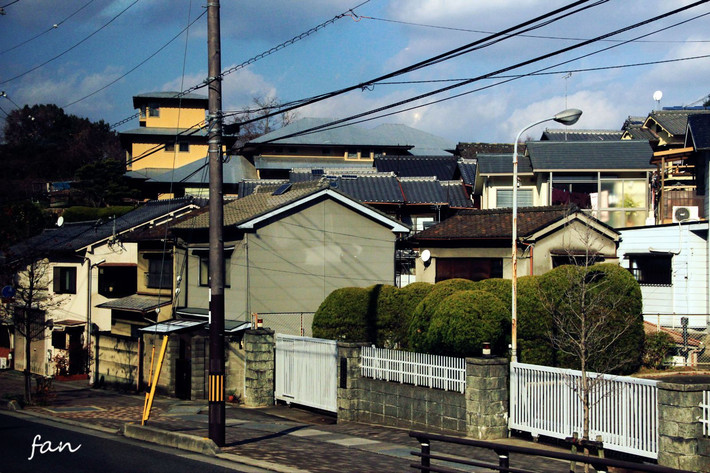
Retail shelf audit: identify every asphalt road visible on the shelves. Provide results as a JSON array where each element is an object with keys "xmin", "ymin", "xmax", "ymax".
[{"xmin": 0, "ymin": 412, "xmax": 266, "ymax": 473}]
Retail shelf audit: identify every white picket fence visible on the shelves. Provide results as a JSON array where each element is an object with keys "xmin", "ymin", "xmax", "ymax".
[
  {"xmin": 360, "ymin": 346, "xmax": 466, "ymax": 393},
  {"xmin": 509, "ymin": 362, "xmax": 659, "ymax": 459},
  {"xmin": 702, "ymin": 391, "xmax": 710, "ymax": 437}
]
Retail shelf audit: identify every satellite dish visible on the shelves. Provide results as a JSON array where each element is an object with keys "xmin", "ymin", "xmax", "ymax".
[
  {"xmin": 56, "ymin": 216, "xmax": 64, "ymax": 227},
  {"xmin": 653, "ymin": 90, "xmax": 663, "ymax": 102},
  {"xmin": 421, "ymin": 249, "xmax": 431, "ymax": 263},
  {"xmin": 675, "ymin": 207, "xmax": 691, "ymax": 222}
]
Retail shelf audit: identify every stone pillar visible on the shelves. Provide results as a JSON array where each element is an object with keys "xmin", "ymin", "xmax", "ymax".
[
  {"xmin": 337, "ymin": 342, "xmax": 366, "ymax": 422},
  {"xmin": 657, "ymin": 381, "xmax": 710, "ymax": 472},
  {"xmin": 190, "ymin": 335, "xmax": 207, "ymax": 400},
  {"xmin": 243, "ymin": 328, "xmax": 275, "ymax": 407},
  {"xmin": 465, "ymin": 357, "xmax": 509, "ymax": 440}
]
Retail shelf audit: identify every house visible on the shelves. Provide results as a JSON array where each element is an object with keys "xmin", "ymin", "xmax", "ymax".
[
  {"xmin": 618, "ymin": 220, "xmax": 709, "ymax": 329},
  {"xmin": 237, "ymin": 117, "xmax": 455, "ymax": 179},
  {"xmin": 171, "ymin": 179, "xmax": 410, "ymax": 328},
  {"xmin": 410, "ymin": 205, "xmax": 619, "ymax": 283},
  {"xmin": 119, "ymin": 92, "xmax": 239, "ymax": 194},
  {"xmin": 5, "ymin": 198, "xmax": 199, "ymax": 379},
  {"xmin": 471, "ymin": 140, "xmax": 655, "ymax": 229}
]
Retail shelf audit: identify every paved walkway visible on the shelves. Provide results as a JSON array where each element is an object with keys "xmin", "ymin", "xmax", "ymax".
[{"xmin": 0, "ymin": 370, "xmax": 599, "ymax": 472}]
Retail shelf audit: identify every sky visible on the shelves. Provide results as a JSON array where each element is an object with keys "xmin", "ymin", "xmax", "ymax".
[{"xmin": 1, "ymin": 0, "xmax": 710, "ymax": 145}]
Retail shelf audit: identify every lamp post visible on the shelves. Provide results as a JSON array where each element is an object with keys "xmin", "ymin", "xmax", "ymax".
[{"xmin": 511, "ymin": 108, "xmax": 582, "ymax": 362}]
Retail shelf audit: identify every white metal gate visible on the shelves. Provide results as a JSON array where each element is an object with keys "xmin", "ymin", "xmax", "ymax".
[
  {"xmin": 275, "ymin": 334, "xmax": 338, "ymax": 413},
  {"xmin": 509, "ymin": 362, "xmax": 659, "ymax": 459}
]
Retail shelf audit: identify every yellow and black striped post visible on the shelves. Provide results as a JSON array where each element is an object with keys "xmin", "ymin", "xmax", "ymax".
[{"xmin": 209, "ymin": 374, "xmax": 224, "ymax": 402}]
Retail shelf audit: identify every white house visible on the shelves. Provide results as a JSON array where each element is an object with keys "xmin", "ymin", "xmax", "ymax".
[{"xmin": 618, "ymin": 220, "xmax": 709, "ymax": 328}]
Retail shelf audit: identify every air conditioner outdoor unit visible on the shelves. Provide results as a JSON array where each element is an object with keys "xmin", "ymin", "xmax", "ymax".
[{"xmin": 672, "ymin": 206, "xmax": 699, "ymax": 223}]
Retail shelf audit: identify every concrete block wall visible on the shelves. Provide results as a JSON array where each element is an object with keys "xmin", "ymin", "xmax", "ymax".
[
  {"xmin": 466, "ymin": 357, "xmax": 509, "ymax": 440},
  {"xmin": 190, "ymin": 335, "xmax": 207, "ymax": 400},
  {"xmin": 657, "ymin": 381, "xmax": 710, "ymax": 472},
  {"xmin": 95, "ymin": 333, "xmax": 140, "ymax": 389},
  {"xmin": 243, "ymin": 328, "xmax": 275, "ymax": 407}
]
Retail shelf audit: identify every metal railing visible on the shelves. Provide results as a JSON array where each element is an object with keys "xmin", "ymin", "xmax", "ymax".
[
  {"xmin": 510, "ymin": 362, "xmax": 659, "ymax": 459},
  {"xmin": 361, "ymin": 346, "xmax": 466, "ymax": 393},
  {"xmin": 409, "ymin": 431, "xmax": 690, "ymax": 473},
  {"xmin": 702, "ymin": 390, "xmax": 710, "ymax": 437}
]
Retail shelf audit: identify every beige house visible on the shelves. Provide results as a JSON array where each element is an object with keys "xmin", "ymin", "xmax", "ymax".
[
  {"xmin": 172, "ymin": 179, "xmax": 410, "ymax": 325},
  {"xmin": 410, "ymin": 206, "xmax": 619, "ymax": 283}
]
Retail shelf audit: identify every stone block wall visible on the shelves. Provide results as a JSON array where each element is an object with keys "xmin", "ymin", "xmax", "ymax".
[
  {"xmin": 190, "ymin": 335, "xmax": 207, "ymax": 400},
  {"xmin": 658, "ymin": 381, "xmax": 710, "ymax": 472},
  {"xmin": 466, "ymin": 357, "xmax": 509, "ymax": 439},
  {"xmin": 95, "ymin": 333, "xmax": 140, "ymax": 389},
  {"xmin": 243, "ymin": 328, "xmax": 275, "ymax": 407}
]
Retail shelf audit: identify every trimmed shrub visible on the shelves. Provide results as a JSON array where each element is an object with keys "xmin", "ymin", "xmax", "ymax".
[
  {"xmin": 427, "ymin": 290, "xmax": 509, "ymax": 357},
  {"xmin": 475, "ymin": 278, "xmax": 511, "ymax": 311},
  {"xmin": 517, "ymin": 275, "xmax": 556, "ymax": 365},
  {"xmin": 376, "ymin": 282, "xmax": 433, "ymax": 348},
  {"xmin": 312, "ymin": 287, "xmax": 374, "ymax": 342},
  {"xmin": 408, "ymin": 278, "xmax": 477, "ymax": 352},
  {"xmin": 643, "ymin": 331, "xmax": 674, "ymax": 369}
]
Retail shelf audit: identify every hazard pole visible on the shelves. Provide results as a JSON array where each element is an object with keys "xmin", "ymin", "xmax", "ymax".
[{"xmin": 207, "ymin": 0, "xmax": 225, "ymax": 447}]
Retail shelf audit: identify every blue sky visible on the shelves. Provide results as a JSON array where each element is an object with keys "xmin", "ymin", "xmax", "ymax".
[{"xmin": 1, "ymin": 0, "xmax": 709, "ymax": 144}]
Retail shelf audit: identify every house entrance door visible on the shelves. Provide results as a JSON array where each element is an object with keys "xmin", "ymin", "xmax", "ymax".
[{"xmin": 175, "ymin": 335, "xmax": 191, "ymax": 399}]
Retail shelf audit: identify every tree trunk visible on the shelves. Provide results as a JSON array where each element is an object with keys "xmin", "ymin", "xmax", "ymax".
[{"xmin": 24, "ymin": 311, "xmax": 32, "ymax": 404}]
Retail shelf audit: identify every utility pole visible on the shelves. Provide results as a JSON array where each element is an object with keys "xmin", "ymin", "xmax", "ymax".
[{"xmin": 206, "ymin": 0, "xmax": 225, "ymax": 447}]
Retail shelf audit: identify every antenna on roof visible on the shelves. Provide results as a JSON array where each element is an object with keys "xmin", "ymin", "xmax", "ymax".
[{"xmin": 653, "ymin": 90, "xmax": 663, "ymax": 110}]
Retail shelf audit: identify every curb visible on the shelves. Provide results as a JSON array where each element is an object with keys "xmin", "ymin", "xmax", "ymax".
[
  {"xmin": 124, "ymin": 423, "xmax": 220, "ymax": 457},
  {"xmin": 216, "ymin": 453, "xmax": 311, "ymax": 473},
  {"xmin": 2, "ymin": 404, "xmax": 122, "ymax": 435}
]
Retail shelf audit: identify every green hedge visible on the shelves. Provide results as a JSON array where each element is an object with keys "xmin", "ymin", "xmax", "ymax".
[
  {"xmin": 408, "ymin": 279, "xmax": 477, "ymax": 353},
  {"xmin": 375, "ymin": 282, "xmax": 432, "ymax": 348},
  {"xmin": 61, "ymin": 205, "xmax": 135, "ymax": 223},
  {"xmin": 427, "ymin": 290, "xmax": 509, "ymax": 357},
  {"xmin": 312, "ymin": 287, "xmax": 374, "ymax": 342},
  {"xmin": 517, "ymin": 275, "xmax": 556, "ymax": 365}
]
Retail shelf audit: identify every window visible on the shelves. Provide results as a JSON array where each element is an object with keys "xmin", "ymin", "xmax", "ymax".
[
  {"xmin": 497, "ymin": 189, "xmax": 533, "ymax": 208},
  {"xmin": 436, "ymin": 258, "xmax": 503, "ymax": 282},
  {"xmin": 179, "ymin": 142, "xmax": 189, "ymax": 152},
  {"xmin": 627, "ymin": 253, "xmax": 672, "ymax": 285},
  {"xmin": 53, "ymin": 266, "xmax": 77, "ymax": 294},
  {"xmin": 98, "ymin": 265, "xmax": 137, "ymax": 298},
  {"xmin": 165, "ymin": 142, "xmax": 175, "ymax": 152},
  {"xmin": 198, "ymin": 254, "xmax": 231, "ymax": 287},
  {"xmin": 148, "ymin": 104, "xmax": 160, "ymax": 117},
  {"xmin": 52, "ymin": 330, "xmax": 66, "ymax": 350},
  {"xmin": 145, "ymin": 256, "xmax": 172, "ymax": 289}
]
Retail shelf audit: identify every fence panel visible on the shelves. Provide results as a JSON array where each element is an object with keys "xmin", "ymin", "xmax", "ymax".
[
  {"xmin": 275, "ymin": 334, "xmax": 337, "ymax": 412},
  {"xmin": 509, "ymin": 362, "xmax": 659, "ymax": 459},
  {"xmin": 360, "ymin": 346, "xmax": 465, "ymax": 393}
]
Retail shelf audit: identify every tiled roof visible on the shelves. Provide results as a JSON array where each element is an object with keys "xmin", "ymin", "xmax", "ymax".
[
  {"xmin": 238, "ymin": 179, "xmax": 288, "ymax": 197},
  {"xmin": 622, "ymin": 126, "xmax": 657, "ymax": 141},
  {"xmin": 687, "ymin": 114, "xmax": 710, "ymax": 150},
  {"xmin": 456, "ymin": 142, "xmax": 516, "ymax": 160},
  {"xmin": 132, "ymin": 92, "xmax": 207, "ymax": 107},
  {"xmin": 253, "ymin": 156, "xmax": 374, "ymax": 171},
  {"xmin": 541, "ymin": 129, "xmax": 623, "ymax": 141},
  {"xmin": 526, "ymin": 140, "xmax": 654, "ymax": 171},
  {"xmin": 440, "ymin": 181, "xmax": 474, "ymax": 209},
  {"xmin": 643, "ymin": 321, "xmax": 701, "ymax": 347},
  {"xmin": 477, "ymin": 154, "xmax": 533, "ymax": 175},
  {"xmin": 9, "ymin": 198, "xmax": 197, "ymax": 258},
  {"xmin": 175, "ymin": 180, "xmax": 332, "ymax": 230},
  {"xmin": 333, "ymin": 174, "xmax": 404, "ymax": 204},
  {"xmin": 96, "ymin": 294, "xmax": 171, "ymax": 313},
  {"xmin": 374, "ymin": 155, "xmax": 458, "ymax": 180},
  {"xmin": 646, "ymin": 109, "xmax": 710, "ymax": 136},
  {"xmin": 412, "ymin": 205, "xmax": 581, "ymax": 241},
  {"xmin": 399, "ymin": 177, "xmax": 447, "ymax": 205},
  {"xmin": 457, "ymin": 159, "xmax": 477, "ymax": 186}
]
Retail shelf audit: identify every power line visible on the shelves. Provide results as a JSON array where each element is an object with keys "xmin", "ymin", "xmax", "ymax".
[
  {"xmin": 110, "ymin": 0, "xmax": 372, "ymax": 130},
  {"xmin": 61, "ymin": 10, "xmax": 207, "ymax": 109},
  {"xmin": 261, "ymin": 0, "xmax": 710, "ymax": 143},
  {"xmin": 222, "ymin": 0, "xmax": 604, "ymax": 126},
  {"xmin": 0, "ymin": 0, "xmax": 96, "ymax": 55},
  {"xmin": 359, "ymin": 14, "xmax": 710, "ymax": 44},
  {"xmin": 0, "ymin": 0, "xmax": 141, "ymax": 85}
]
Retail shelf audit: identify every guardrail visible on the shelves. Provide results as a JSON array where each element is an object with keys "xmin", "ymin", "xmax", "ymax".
[{"xmin": 409, "ymin": 431, "xmax": 690, "ymax": 473}]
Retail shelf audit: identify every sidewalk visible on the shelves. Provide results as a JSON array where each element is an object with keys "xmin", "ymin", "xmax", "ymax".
[{"xmin": 0, "ymin": 370, "xmax": 575, "ymax": 472}]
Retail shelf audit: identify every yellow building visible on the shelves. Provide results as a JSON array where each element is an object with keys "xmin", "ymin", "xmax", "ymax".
[{"xmin": 120, "ymin": 92, "xmax": 236, "ymax": 173}]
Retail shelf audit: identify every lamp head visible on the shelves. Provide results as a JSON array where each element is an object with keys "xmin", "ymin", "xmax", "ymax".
[{"xmin": 553, "ymin": 108, "xmax": 582, "ymax": 126}]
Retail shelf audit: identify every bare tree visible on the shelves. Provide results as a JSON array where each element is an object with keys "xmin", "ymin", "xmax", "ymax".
[
  {"xmin": 536, "ymin": 214, "xmax": 644, "ymax": 455},
  {"xmin": 1, "ymin": 257, "xmax": 63, "ymax": 403},
  {"xmin": 227, "ymin": 95, "xmax": 298, "ymax": 143}
]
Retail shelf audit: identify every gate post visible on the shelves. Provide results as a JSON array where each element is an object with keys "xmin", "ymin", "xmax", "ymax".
[
  {"xmin": 243, "ymin": 328, "xmax": 275, "ymax": 407},
  {"xmin": 337, "ymin": 342, "xmax": 366, "ymax": 422},
  {"xmin": 465, "ymin": 357, "xmax": 509, "ymax": 440},
  {"xmin": 657, "ymin": 380, "xmax": 710, "ymax": 472}
]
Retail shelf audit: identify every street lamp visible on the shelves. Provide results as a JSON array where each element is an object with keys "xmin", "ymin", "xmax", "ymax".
[{"xmin": 511, "ymin": 108, "xmax": 582, "ymax": 363}]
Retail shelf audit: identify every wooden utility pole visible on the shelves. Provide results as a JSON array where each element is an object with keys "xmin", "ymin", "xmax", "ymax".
[{"xmin": 207, "ymin": 0, "xmax": 225, "ymax": 447}]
